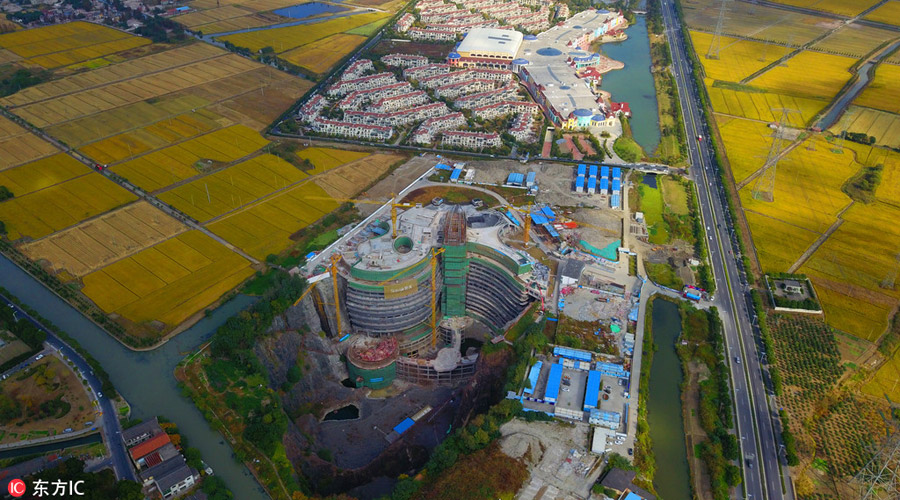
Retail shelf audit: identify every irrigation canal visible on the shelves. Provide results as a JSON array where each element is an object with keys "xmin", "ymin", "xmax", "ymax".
[{"xmin": 0, "ymin": 254, "xmax": 268, "ymax": 500}]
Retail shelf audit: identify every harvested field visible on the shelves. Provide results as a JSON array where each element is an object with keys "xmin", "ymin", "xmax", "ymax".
[
  {"xmin": 0, "ymin": 21, "xmax": 150, "ymax": 69},
  {"xmin": 799, "ymin": 202, "xmax": 900, "ymax": 340},
  {"xmin": 828, "ymin": 106, "xmax": 900, "ymax": 150},
  {"xmin": 81, "ymin": 230, "xmax": 254, "ymax": 329},
  {"xmin": 158, "ymin": 154, "xmax": 308, "ymax": 221},
  {"xmin": 767, "ymin": 0, "xmax": 880, "ymax": 17},
  {"xmin": 864, "ymin": 343, "xmax": 900, "ymax": 402},
  {"xmin": 681, "ymin": 0, "xmax": 835, "ymax": 45},
  {"xmin": 208, "ymin": 182, "xmax": 340, "ymax": 259},
  {"xmin": 111, "ymin": 125, "xmax": 269, "ymax": 192},
  {"xmin": 865, "ymin": 0, "xmax": 900, "ymax": 26},
  {"xmin": 280, "ymin": 33, "xmax": 366, "ymax": 75},
  {"xmin": 689, "ymin": 31, "xmax": 792, "ymax": 82},
  {"xmin": 21, "ymin": 201, "xmax": 187, "ymax": 277},
  {"xmin": 313, "ymin": 152, "xmax": 405, "ymax": 199},
  {"xmin": 744, "ymin": 210, "xmax": 820, "ymax": 272},
  {"xmin": 661, "ymin": 176, "xmax": 689, "ymax": 215},
  {"xmin": 812, "ymin": 24, "xmax": 898, "ymax": 58},
  {"xmin": 296, "ymin": 146, "xmax": 369, "ymax": 173},
  {"xmin": 715, "ymin": 116, "xmax": 778, "ymax": 183},
  {"xmin": 706, "ymin": 80, "xmax": 826, "ymax": 125},
  {"xmin": 0, "ymin": 116, "xmax": 59, "ymax": 170},
  {"xmin": 216, "ymin": 11, "xmax": 389, "ymax": 53},
  {"xmin": 748, "ymin": 51, "xmax": 856, "ymax": 99},
  {"xmin": 738, "ymin": 136, "xmax": 855, "ymax": 234},
  {"xmin": 854, "ymin": 63, "xmax": 900, "ymax": 114}
]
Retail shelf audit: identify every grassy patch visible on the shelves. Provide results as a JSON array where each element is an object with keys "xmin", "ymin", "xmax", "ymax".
[
  {"xmin": 661, "ymin": 176, "xmax": 689, "ymax": 215},
  {"xmin": 636, "ymin": 182, "xmax": 669, "ymax": 244},
  {"xmin": 345, "ymin": 19, "xmax": 389, "ymax": 36},
  {"xmin": 614, "ymin": 136, "xmax": 644, "ymax": 163},
  {"xmin": 645, "ymin": 261, "xmax": 684, "ymax": 289}
]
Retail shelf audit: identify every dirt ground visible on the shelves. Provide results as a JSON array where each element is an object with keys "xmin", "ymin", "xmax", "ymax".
[
  {"xmin": 369, "ymin": 40, "xmax": 453, "ymax": 59},
  {"xmin": 351, "ymin": 155, "xmax": 438, "ymax": 216},
  {"xmin": 0, "ymin": 356, "xmax": 95, "ymax": 444}
]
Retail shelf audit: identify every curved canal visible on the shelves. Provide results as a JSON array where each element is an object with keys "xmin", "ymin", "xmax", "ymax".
[{"xmin": 0, "ymin": 255, "xmax": 267, "ymax": 500}]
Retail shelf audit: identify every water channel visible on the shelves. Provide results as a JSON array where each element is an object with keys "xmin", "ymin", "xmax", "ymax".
[
  {"xmin": 599, "ymin": 15, "xmax": 662, "ymax": 155},
  {"xmin": 0, "ymin": 255, "xmax": 267, "ymax": 500},
  {"xmin": 646, "ymin": 298, "xmax": 691, "ymax": 500},
  {"xmin": 273, "ymin": 2, "xmax": 347, "ymax": 19}
]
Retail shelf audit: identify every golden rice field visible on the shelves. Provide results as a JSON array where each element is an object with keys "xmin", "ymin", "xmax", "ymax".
[
  {"xmin": 828, "ymin": 106, "xmax": 900, "ymax": 150},
  {"xmin": 8, "ymin": 53, "xmax": 260, "ymax": 129},
  {"xmin": 0, "ymin": 116, "xmax": 59, "ymax": 170},
  {"xmin": 0, "ymin": 156, "xmax": 137, "ymax": 241},
  {"xmin": 280, "ymin": 33, "xmax": 367, "ymax": 75},
  {"xmin": 812, "ymin": 24, "xmax": 898, "ymax": 58},
  {"xmin": 313, "ymin": 153, "xmax": 404, "ymax": 199},
  {"xmin": 296, "ymin": 147, "xmax": 369, "ymax": 173},
  {"xmin": 872, "ymin": 149, "xmax": 900, "ymax": 204},
  {"xmin": 208, "ymin": 182, "xmax": 340, "ymax": 259},
  {"xmin": 705, "ymin": 81, "xmax": 826, "ymax": 126},
  {"xmin": 0, "ymin": 21, "xmax": 150, "ymax": 69},
  {"xmin": 714, "ymin": 116, "xmax": 777, "ymax": 183},
  {"xmin": 217, "ymin": 11, "xmax": 389, "ymax": 53},
  {"xmin": 689, "ymin": 31, "xmax": 792, "ymax": 82},
  {"xmin": 682, "ymin": 0, "xmax": 835, "ymax": 45},
  {"xmin": 866, "ymin": 0, "xmax": 900, "ymax": 26},
  {"xmin": 768, "ymin": 0, "xmax": 880, "ymax": 17},
  {"xmin": 854, "ymin": 63, "xmax": 900, "ymax": 114},
  {"xmin": 738, "ymin": 136, "xmax": 856, "ymax": 234},
  {"xmin": 78, "ymin": 111, "xmax": 223, "ymax": 165},
  {"xmin": 744, "ymin": 210, "xmax": 820, "ymax": 273},
  {"xmin": 158, "ymin": 154, "xmax": 308, "ymax": 221},
  {"xmin": 800, "ymin": 202, "xmax": 900, "ymax": 340},
  {"xmin": 81, "ymin": 230, "xmax": 254, "ymax": 329},
  {"xmin": 22, "ymin": 201, "xmax": 187, "ymax": 277},
  {"xmin": 748, "ymin": 51, "xmax": 856, "ymax": 99},
  {"xmin": 112, "ymin": 125, "xmax": 269, "ymax": 192}
]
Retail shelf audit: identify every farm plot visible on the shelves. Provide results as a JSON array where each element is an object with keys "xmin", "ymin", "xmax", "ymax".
[
  {"xmin": 81, "ymin": 230, "xmax": 254, "ymax": 330},
  {"xmin": 0, "ymin": 21, "xmax": 150, "ymax": 69},
  {"xmin": 870, "ymin": 148, "xmax": 900, "ymax": 204},
  {"xmin": 296, "ymin": 147, "xmax": 369, "ymax": 173},
  {"xmin": 313, "ymin": 153, "xmax": 404, "ymax": 199},
  {"xmin": 78, "ymin": 110, "xmax": 223, "ymax": 165},
  {"xmin": 280, "ymin": 33, "xmax": 367, "ymax": 75},
  {"xmin": 706, "ymin": 81, "xmax": 826, "ymax": 125},
  {"xmin": 111, "ymin": 125, "xmax": 269, "ymax": 192},
  {"xmin": 866, "ymin": 0, "xmax": 900, "ymax": 26},
  {"xmin": 9, "ymin": 53, "xmax": 260, "ymax": 129},
  {"xmin": 681, "ymin": 0, "xmax": 835, "ymax": 45},
  {"xmin": 828, "ymin": 106, "xmax": 900, "ymax": 150},
  {"xmin": 743, "ymin": 210, "xmax": 820, "ymax": 273},
  {"xmin": 0, "ymin": 116, "xmax": 59, "ymax": 170},
  {"xmin": 854, "ymin": 63, "xmax": 900, "ymax": 114},
  {"xmin": 799, "ymin": 201, "xmax": 900, "ymax": 340},
  {"xmin": 0, "ymin": 43, "xmax": 224, "ymax": 109},
  {"xmin": 0, "ymin": 165, "xmax": 137, "ymax": 241},
  {"xmin": 738, "ymin": 136, "xmax": 856, "ymax": 234},
  {"xmin": 208, "ymin": 182, "xmax": 340, "ymax": 259},
  {"xmin": 689, "ymin": 31, "xmax": 792, "ymax": 82},
  {"xmin": 217, "ymin": 11, "xmax": 389, "ymax": 53},
  {"xmin": 21, "ymin": 201, "xmax": 187, "ymax": 277},
  {"xmin": 715, "ymin": 116, "xmax": 777, "ymax": 183},
  {"xmin": 158, "ymin": 154, "xmax": 307, "ymax": 221},
  {"xmin": 767, "ymin": 0, "xmax": 880, "ymax": 17},
  {"xmin": 748, "ymin": 51, "xmax": 856, "ymax": 99},
  {"xmin": 0, "ymin": 153, "xmax": 88, "ymax": 195},
  {"xmin": 865, "ymin": 348, "xmax": 900, "ymax": 402},
  {"xmin": 812, "ymin": 24, "xmax": 898, "ymax": 58}
]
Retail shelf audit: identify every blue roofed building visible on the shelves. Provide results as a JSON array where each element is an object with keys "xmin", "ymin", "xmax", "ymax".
[
  {"xmin": 524, "ymin": 361, "xmax": 542, "ymax": 395},
  {"xmin": 601, "ymin": 165, "xmax": 609, "ymax": 178},
  {"xmin": 584, "ymin": 370, "xmax": 601, "ymax": 411},
  {"xmin": 577, "ymin": 164, "xmax": 586, "ymax": 176},
  {"xmin": 450, "ymin": 168, "xmax": 462, "ymax": 182},
  {"xmin": 544, "ymin": 363, "xmax": 563, "ymax": 403},
  {"xmin": 587, "ymin": 176, "xmax": 597, "ymax": 194},
  {"xmin": 589, "ymin": 164, "xmax": 598, "ymax": 178},
  {"xmin": 526, "ymin": 171, "xmax": 536, "ymax": 187},
  {"xmin": 554, "ymin": 346, "xmax": 592, "ymax": 362},
  {"xmin": 610, "ymin": 193, "xmax": 620, "ymax": 209},
  {"xmin": 575, "ymin": 175, "xmax": 585, "ymax": 193},
  {"xmin": 507, "ymin": 172, "xmax": 525, "ymax": 186},
  {"xmin": 612, "ymin": 167, "xmax": 621, "ymax": 179},
  {"xmin": 600, "ymin": 177, "xmax": 609, "ymax": 193},
  {"xmin": 540, "ymin": 206, "xmax": 556, "ymax": 220},
  {"xmin": 393, "ymin": 418, "xmax": 415, "ymax": 435}
]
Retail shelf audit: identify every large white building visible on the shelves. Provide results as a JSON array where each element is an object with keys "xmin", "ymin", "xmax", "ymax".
[
  {"xmin": 448, "ymin": 28, "xmax": 524, "ymax": 69},
  {"xmin": 442, "ymin": 130, "xmax": 501, "ymax": 149}
]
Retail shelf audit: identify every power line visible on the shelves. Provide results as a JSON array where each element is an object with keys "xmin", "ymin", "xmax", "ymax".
[{"xmin": 707, "ymin": 0, "xmax": 730, "ymax": 59}]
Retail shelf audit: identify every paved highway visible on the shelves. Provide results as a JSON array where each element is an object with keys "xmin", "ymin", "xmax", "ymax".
[
  {"xmin": 658, "ymin": 1, "xmax": 792, "ymax": 499},
  {"xmin": 0, "ymin": 294, "xmax": 136, "ymax": 483}
]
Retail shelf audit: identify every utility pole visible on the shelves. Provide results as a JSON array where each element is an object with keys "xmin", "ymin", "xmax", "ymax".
[{"xmin": 707, "ymin": 0, "xmax": 730, "ymax": 59}]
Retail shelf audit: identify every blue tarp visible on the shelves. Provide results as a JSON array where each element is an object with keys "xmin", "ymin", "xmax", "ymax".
[
  {"xmin": 507, "ymin": 173, "xmax": 525, "ymax": 185},
  {"xmin": 524, "ymin": 361, "xmax": 542, "ymax": 395},
  {"xmin": 435, "ymin": 163, "xmax": 452, "ymax": 170},
  {"xmin": 577, "ymin": 164, "xmax": 586, "ymax": 176},
  {"xmin": 584, "ymin": 370, "xmax": 602, "ymax": 410},
  {"xmin": 339, "ymin": 334, "xmax": 351, "ymax": 342},
  {"xmin": 506, "ymin": 210, "xmax": 520, "ymax": 226},
  {"xmin": 600, "ymin": 178, "xmax": 609, "ymax": 192},
  {"xmin": 628, "ymin": 306, "xmax": 639, "ymax": 322},
  {"xmin": 601, "ymin": 165, "xmax": 610, "ymax": 178},
  {"xmin": 526, "ymin": 171, "xmax": 536, "ymax": 186},
  {"xmin": 589, "ymin": 165, "xmax": 598, "ymax": 178},
  {"xmin": 540, "ymin": 206, "xmax": 556, "ymax": 220},
  {"xmin": 393, "ymin": 418, "xmax": 415, "ymax": 435},
  {"xmin": 305, "ymin": 251, "xmax": 317, "ymax": 259},
  {"xmin": 554, "ymin": 346, "xmax": 592, "ymax": 362},
  {"xmin": 545, "ymin": 363, "xmax": 563, "ymax": 403},
  {"xmin": 612, "ymin": 167, "xmax": 622, "ymax": 179},
  {"xmin": 450, "ymin": 168, "xmax": 462, "ymax": 181}
]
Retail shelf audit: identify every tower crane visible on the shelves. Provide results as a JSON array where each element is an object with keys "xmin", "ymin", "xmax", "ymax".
[
  {"xmin": 310, "ymin": 193, "xmax": 417, "ymax": 238},
  {"xmin": 504, "ymin": 203, "xmax": 534, "ymax": 245},
  {"xmin": 291, "ymin": 253, "xmax": 344, "ymax": 335}
]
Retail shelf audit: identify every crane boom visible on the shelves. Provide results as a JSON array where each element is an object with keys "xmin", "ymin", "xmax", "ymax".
[{"xmin": 430, "ymin": 247, "xmax": 445, "ymax": 349}]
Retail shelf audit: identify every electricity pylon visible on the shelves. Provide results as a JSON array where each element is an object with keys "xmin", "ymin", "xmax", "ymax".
[
  {"xmin": 854, "ymin": 400, "xmax": 900, "ymax": 500},
  {"xmin": 706, "ymin": 0, "xmax": 730, "ymax": 59},
  {"xmin": 751, "ymin": 108, "xmax": 798, "ymax": 202}
]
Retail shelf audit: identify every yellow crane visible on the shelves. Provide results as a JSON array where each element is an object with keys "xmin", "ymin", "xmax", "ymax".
[
  {"xmin": 504, "ymin": 203, "xmax": 533, "ymax": 245},
  {"xmin": 310, "ymin": 193, "xmax": 416, "ymax": 238},
  {"xmin": 290, "ymin": 253, "xmax": 344, "ymax": 335}
]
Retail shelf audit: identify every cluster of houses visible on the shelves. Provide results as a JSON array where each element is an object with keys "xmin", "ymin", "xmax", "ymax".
[
  {"xmin": 395, "ymin": 0, "xmax": 554, "ymax": 40},
  {"xmin": 296, "ymin": 51, "xmax": 542, "ymax": 149},
  {"xmin": 123, "ymin": 418, "xmax": 200, "ymax": 499}
]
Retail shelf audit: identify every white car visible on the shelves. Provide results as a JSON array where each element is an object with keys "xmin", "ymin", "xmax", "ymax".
[{"xmin": 35, "ymin": 354, "xmax": 44, "ymax": 360}]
